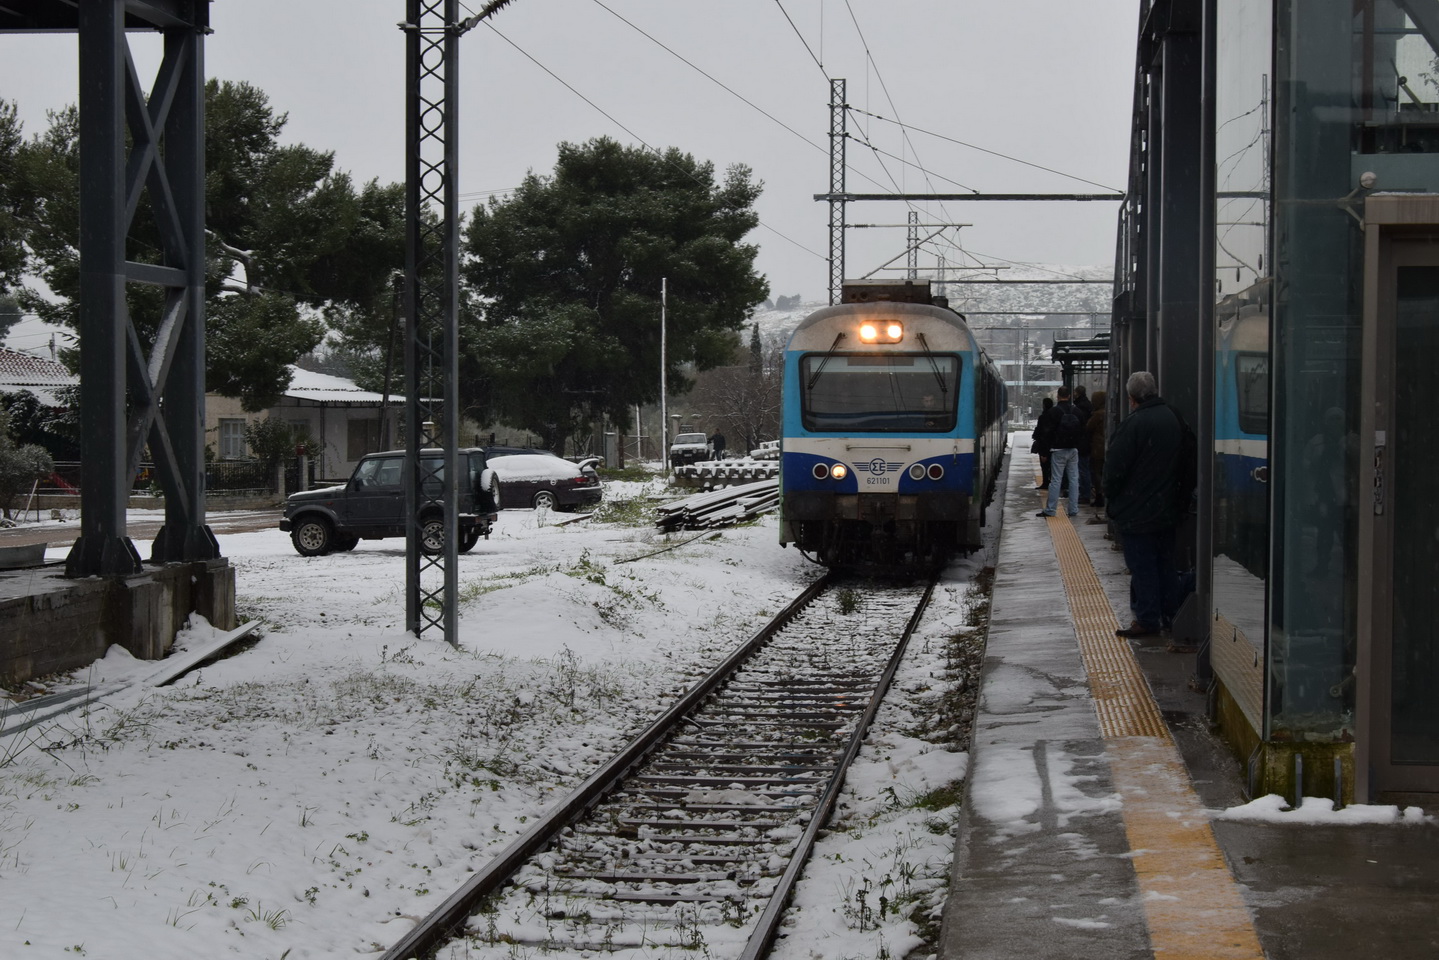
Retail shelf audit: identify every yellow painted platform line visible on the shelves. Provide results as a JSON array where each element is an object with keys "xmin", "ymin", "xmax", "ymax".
[{"xmin": 1040, "ymin": 511, "xmax": 1265, "ymax": 960}]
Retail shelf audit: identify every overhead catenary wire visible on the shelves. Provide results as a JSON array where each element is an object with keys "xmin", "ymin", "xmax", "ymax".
[
  {"xmin": 848, "ymin": 106, "xmax": 1124, "ymax": 194},
  {"xmin": 481, "ymin": 20, "xmax": 825, "ymax": 261}
]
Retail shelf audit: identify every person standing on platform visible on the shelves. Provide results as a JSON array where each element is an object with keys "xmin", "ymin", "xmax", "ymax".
[
  {"xmin": 1031, "ymin": 396, "xmax": 1055, "ymax": 490},
  {"xmin": 1037, "ymin": 386, "xmax": 1084, "ymax": 518},
  {"xmin": 1104, "ymin": 371, "xmax": 1183, "ymax": 638}
]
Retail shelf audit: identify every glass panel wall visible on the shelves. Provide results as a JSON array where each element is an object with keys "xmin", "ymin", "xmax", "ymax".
[
  {"xmin": 1213, "ymin": 0, "xmax": 1272, "ymax": 675},
  {"xmin": 1267, "ymin": 0, "xmax": 1439, "ymax": 741}
]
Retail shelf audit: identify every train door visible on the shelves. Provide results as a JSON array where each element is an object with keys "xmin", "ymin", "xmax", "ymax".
[{"xmin": 1358, "ymin": 218, "xmax": 1439, "ymax": 799}]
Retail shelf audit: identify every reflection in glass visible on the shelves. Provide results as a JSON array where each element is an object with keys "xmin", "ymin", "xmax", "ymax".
[
  {"xmin": 1213, "ymin": 0, "xmax": 1272, "ymax": 662},
  {"xmin": 1215, "ymin": 290, "xmax": 1269, "ymax": 590}
]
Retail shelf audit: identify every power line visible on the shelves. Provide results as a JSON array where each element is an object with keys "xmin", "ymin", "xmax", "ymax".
[
  {"xmin": 772, "ymin": 0, "xmax": 825, "ymax": 75},
  {"xmin": 482, "ymin": 21, "xmax": 825, "ymax": 263},
  {"xmin": 848, "ymin": 106, "xmax": 1123, "ymax": 193}
]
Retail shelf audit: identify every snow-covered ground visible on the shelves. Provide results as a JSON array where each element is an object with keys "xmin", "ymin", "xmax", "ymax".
[{"xmin": 0, "ymin": 479, "xmax": 989, "ymax": 959}]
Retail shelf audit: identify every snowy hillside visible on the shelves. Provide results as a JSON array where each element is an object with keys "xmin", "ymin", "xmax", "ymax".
[{"xmin": 751, "ymin": 263, "xmax": 1113, "ymax": 350}]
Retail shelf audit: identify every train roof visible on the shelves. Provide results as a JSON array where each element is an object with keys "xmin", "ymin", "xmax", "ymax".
[{"xmin": 1218, "ymin": 304, "xmax": 1268, "ymax": 352}]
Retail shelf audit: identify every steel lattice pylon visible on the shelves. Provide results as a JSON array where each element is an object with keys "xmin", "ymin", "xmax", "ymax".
[
  {"xmin": 828, "ymin": 78, "xmax": 847, "ymax": 305},
  {"xmin": 403, "ymin": 0, "xmax": 462, "ymax": 644},
  {"xmin": 66, "ymin": 0, "xmax": 216, "ymax": 578}
]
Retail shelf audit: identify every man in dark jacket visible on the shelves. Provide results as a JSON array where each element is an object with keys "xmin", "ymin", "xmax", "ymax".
[
  {"xmin": 1104, "ymin": 371, "xmax": 1182, "ymax": 638},
  {"xmin": 1038, "ymin": 386, "xmax": 1085, "ymax": 518}
]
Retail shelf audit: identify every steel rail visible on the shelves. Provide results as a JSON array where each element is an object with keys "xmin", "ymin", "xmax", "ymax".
[
  {"xmin": 737, "ymin": 575, "xmax": 938, "ymax": 960},
  {"xmin": 378, "ymin": 572, "xmax": 834, "ymax": 960}
]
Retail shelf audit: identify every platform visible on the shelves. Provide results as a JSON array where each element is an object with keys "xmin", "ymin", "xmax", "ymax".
[{"xmin": 939, "ymin": 446, "xmax": 1439, "ymax": 960}]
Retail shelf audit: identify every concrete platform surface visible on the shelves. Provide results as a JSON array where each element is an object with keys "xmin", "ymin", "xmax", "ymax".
[{"xmin": 940, "ymin": 445, "xmax": 1439, "ymax": 960}]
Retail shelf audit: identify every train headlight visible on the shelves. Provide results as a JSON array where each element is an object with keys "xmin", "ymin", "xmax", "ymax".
[
  {"xmin": 908, "ymin": 464, "xmax": 925, "ymax": 480},
  {"xmin": 812, "ymin": 463, "xmax": 830, "ymax": 480},
  {"xmin": 831, "ymin": 463, "xmax": 848, "ymax": 480},
  {"xmin": 857, "ymin": 321, "xmax": 903, "ymax": 343},
  {"xmin": 928, "ymin": 464, "xmax": 945, "ymax": 480}
]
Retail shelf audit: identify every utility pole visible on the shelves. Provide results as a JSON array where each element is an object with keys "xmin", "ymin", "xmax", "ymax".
[
  {"xmin": 660, "ymin": 278, "xmax": 668, "ymax": 471},
  {"xmin": 827, "ymin": 78, "xmax": 846, "ymax": 305}
]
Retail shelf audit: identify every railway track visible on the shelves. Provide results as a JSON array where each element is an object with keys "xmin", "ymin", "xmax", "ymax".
[{"xmin": 381, "ymin": 573, "xmax": 937, "ymax": 960}]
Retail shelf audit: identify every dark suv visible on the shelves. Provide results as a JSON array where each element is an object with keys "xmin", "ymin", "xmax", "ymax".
[{"xmin": 279, "ymin": 448, "xmax": 499, "ymax": 557}]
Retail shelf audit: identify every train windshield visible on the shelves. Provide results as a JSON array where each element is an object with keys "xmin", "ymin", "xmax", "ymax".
[
  {"xmin": 1235, "ymin": 352, "xmax": 1268, "ymax": 436},
  {"xmin": 801, "ymin": 353, "xmax": 959, "ymax": 432}
]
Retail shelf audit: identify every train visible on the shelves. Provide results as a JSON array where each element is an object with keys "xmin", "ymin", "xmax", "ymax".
[{"xmin": 778, "ymin": 280, "xmax": 1008, "ymax": 568}]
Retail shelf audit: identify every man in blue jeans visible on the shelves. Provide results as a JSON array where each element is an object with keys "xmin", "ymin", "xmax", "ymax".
[
  {"xmin": 1036, "ymin": 386, "xmax": 1084, "ymax": 518},
  {"xmin": 1103, "ymin": 371, "xmax": 1183, "ymax": 638}
]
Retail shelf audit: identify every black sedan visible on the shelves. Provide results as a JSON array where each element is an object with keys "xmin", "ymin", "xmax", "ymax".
[{"xmin": 488, "ymin": 453, "xmax": 603, "ymax": 511}]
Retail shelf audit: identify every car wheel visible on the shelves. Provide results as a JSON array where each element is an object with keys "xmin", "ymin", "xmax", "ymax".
[
  {"xmin": 458, "ymin": 528, "xmax": 481, "ymax": 553},
  {"xmin": 333, "ymin": 533, "xmax": 360, "ymax": 552},
  {"xmin": 533, "ymin": 490, "xmax": 558, "ymax": 511},
  {"xmin": 291, "ymin": 518, "xmax": 334, "ymax": 556},
  {"xmin": 420, "ymin": 516, "xmax": 446, "ymax": 554}
]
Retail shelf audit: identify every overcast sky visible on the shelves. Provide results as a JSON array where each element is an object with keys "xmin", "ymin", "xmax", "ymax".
[{"xmin": 0, "ymin": 0, "xmax": 1136, "ymax": 309}]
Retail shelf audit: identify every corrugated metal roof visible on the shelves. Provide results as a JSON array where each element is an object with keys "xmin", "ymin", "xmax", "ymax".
[
  {"xmin": 0, "ymin": 353, "xmax": 395, "ymax": 409},
  {"xmin": 281, "ymin": 367, "xmax": 403, "ymax": 406}
]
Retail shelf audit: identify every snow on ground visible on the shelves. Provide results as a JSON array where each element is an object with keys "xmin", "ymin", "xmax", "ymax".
[{"xmin": 0, "ymin": 479, "xmax": 985, "ymax": 960}]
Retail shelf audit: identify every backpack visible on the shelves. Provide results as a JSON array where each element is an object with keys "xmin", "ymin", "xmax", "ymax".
[{"xmin": 1055, "ymin": 403, "xmax": 1084, "ymax": 449}]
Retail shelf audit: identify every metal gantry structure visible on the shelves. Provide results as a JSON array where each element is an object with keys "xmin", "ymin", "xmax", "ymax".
[
  {"xmin": 826, "ymin": 79, "xmax": 847, "ymax": 305},
  {"xmin": 816, "ymin": 75, "xmax": 1124, "ymax": 296},
  {"xmin": 403, "ymin": 0, "xmax": 464, "ymax": 645},
  {"xmin": 49, "ymin": 0, "xmax": 217, "ymax": 577}
]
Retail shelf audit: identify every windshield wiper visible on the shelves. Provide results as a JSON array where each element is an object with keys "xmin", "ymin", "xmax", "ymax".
[
  {"xmin": 807, "ymin": 332, "xmax": 847, "ymax": 389},
  {"xmin": 915, "ymin": 332, "xmax": 948, "ymax": 397}
]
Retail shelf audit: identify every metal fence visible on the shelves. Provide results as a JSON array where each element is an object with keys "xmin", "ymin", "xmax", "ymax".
[{"xmin": 45, "ymin": 459, "xmax": 314, "ymax": 495}]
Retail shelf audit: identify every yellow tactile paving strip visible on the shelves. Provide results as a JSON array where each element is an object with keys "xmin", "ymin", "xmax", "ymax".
[{"xmin": 1039, "ymin": 510, "xmax": 1265, "ymax": 960}]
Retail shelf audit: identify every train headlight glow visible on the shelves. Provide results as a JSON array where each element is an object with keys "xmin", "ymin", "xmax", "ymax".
[
  {"xmin": 857, "ymin": 321, "xmax": 903, "ymax": 343},
  {"xmin": 831, "ymin": 463, "xmax": 848, "ymax": 480}
]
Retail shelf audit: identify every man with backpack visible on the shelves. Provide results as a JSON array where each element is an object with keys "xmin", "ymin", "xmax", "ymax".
[
  {"xmin": 1037, "ymin": 386, "xmax": 1085, "ymax": 519},
  {"xmin": 1104, "ymin": 371, "xmax": 1186, "ymax": 639}
]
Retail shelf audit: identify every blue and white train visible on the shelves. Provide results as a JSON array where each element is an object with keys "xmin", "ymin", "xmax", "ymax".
[
  {"xmin": 779, "ymin": 280, "xmax": 1008, "ymax": 568},
  {"xmin": 1215, "ymin": 296, "xmax": 1269, "ymax": 580}
]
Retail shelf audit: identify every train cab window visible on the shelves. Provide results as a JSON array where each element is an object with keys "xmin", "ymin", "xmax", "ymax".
[
  {"xmin": 1235, "ymin": 353, "xmax": 1269, "ymax": 436},
  {"xmin": 801, "ymin": 354, "xmax": 959, "ymax": 432}
]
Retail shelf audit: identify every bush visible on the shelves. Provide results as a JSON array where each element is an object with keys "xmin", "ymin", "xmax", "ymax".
[{"xmin": 0, "ymin": 443, "xmax": 54, "ymax": 518}]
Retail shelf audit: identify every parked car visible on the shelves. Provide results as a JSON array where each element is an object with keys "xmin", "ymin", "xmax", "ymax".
[
  {"xmin": 488, "ymin": 453, "xmax": 602, "ymax": 511},
  {"xmin": 669, "ymin": 432, "xmax": 712, "ymax": 466},
  {"xmin": 486, "ymin": 446, "xmax": 601, "ymax": 480},
  {"xmin": 279, "ymin": 448, "xmax": 498, "ymax": 556}
]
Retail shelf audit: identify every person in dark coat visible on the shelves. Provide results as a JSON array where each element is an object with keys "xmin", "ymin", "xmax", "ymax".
[
  {"xmin": 1085, "ymin": 389, "xmax": 1108, "ymax": 513},
  {"xmin": 1038, "ymin": 386, "xmax": 1085, "ymax": 518},
  {"xmin": 1073, "ymin": 385, "xmax": 1094, "ymax": 503},
  {"xmin": 1031, "ymin": 396, "xmax": 1055, "ymax": 489},
  {"xmin": 1104, "ymin": 371, "xmax": 1182, "ymax": 638},
  {"xmin": 710, "ymin": 432, "xmax": 726, "ymax": 461}
]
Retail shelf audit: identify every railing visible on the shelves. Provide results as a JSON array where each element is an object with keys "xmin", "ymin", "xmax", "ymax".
[{"xmin": 43, "ymin": 459, "xmax": 315, "ymax": 495}]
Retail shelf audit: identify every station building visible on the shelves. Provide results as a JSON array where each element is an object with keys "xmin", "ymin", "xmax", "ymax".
[{"xmin": 1114, "ymin": 0, "xmax": 1439, "ymax": 802}]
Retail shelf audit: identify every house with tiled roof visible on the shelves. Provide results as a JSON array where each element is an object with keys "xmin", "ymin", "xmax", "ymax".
[
  {"xmin": 0, "ymin": 346, "xmax": 77, "ymax": 408},
  {"xmin": 0, "ymin": 348, "xmax": 398, "ymax": 482}
]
